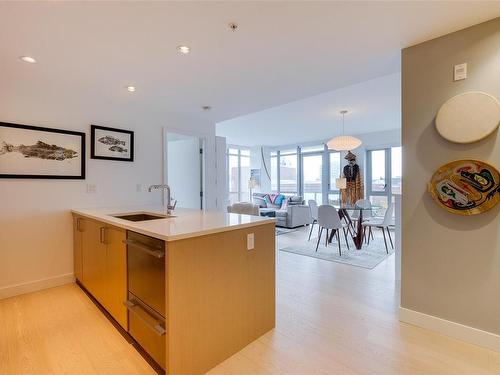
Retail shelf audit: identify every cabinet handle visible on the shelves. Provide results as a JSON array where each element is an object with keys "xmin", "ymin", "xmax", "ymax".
[
  {"xmin": 76, "ymin": 218, "xmax": 82, "ymax": 232},
  {"xmin": 123, "ymin": 239, "xmax": 165, "ymax": 258},
  {"xmin": 100, "ymin": 227, "xmax": 106, "ymax": 244},
  {"xmin": 124, "ymin": 299, "xmax": 166, "ymax": 336}
]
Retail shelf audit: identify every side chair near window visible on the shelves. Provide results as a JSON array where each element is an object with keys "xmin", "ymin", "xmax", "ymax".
[
  {"xmin": 307, "ymin": 199, "xmax": 319, "ymax": 241},
  {"xmin": 362, "ymin": 203, "xmax": 394, "ymax": 253},
  {"xmin": 316, "ymin": 205, "xmax": 350, "ymax": 255}
]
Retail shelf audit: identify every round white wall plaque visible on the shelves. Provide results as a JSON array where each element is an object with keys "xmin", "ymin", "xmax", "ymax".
[{"xmin": 435, "ymin": 91, "xmax": 500, "ymax": 143}]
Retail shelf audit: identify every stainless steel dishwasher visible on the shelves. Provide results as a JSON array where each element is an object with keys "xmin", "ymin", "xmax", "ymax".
[{"xmin": 124, "ymin": 231, "xmax": 166, "ymax": 370}]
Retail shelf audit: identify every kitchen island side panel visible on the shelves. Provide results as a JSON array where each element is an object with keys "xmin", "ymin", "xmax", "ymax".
[{"xmin": 166, "ymin": 222, "xmax": 276, "ymax": 375}]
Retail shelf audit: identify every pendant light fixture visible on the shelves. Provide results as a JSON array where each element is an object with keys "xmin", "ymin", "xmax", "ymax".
[{"xmin": 327, "ymin": 110, "xmax": 362, "ymax": 151}]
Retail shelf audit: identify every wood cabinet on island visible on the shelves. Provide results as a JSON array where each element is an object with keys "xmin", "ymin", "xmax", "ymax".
[{"xmin": 71, "ymin": 206, "xmax": 276, "ymax": 375}]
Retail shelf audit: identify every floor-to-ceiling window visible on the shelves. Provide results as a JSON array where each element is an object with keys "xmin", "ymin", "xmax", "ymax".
[
  {"xmin": 328, "ymin": 151, "xmax": 341, "ymax": 204},
  {"xmin": 227, "ymin": 147, "xmax": 251, "ymax": 204},
  {"xmin": 279, "ymin": 149, "xmax": 298, "ymax": 195},
  {"xmin": 267, "ymin": 145, "xmax": 342, "ymax": 205},
  {"xmin": 264, "ymin": 144, "xmax": 401, "ymax": 207},
  {"xmin": 301, "ymin": 145, "xmax": 324, "ymax": 203},
  {"xmin": 366, "ymin": 146, "xmax": 401, "ymax": 208},
  {"xmin": 270, "ymin": 151, "xmax": 278, "ymax": 193}
]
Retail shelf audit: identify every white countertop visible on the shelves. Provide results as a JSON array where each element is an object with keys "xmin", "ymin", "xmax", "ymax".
[{"xmin": 71, "ymin": 205, "xmax": 275, "ymax": 241}]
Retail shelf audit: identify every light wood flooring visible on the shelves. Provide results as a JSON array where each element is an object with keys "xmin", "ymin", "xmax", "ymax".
[{"xmin": 2, "ymin": 226, "xmax": 500, "ymax": 374}]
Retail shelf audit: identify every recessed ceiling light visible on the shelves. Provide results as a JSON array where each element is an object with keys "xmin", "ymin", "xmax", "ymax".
[
  {"xmin": 177, "ymin": 45, "xmax": 191, "ymax": 54},
  {"xmin": 126, "ymin": 86, "xmax": 136, "ymax": 92},
  {"xmin": 20, "ymin": 56, "xmax": 37, "ymax": 63}
]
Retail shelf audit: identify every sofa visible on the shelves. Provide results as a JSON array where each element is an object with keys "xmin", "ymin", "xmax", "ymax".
[{"xmin": 252, "ymin": 193, "xmax": 311, "ymax": 228}]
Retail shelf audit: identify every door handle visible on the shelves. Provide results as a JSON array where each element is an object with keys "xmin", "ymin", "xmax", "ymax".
[
  {"xmin": 123, "ymin": 239, "xmax": 165, "ymax": 258},
  {"xmin": 124, "ymin": 299, "xmax": 166, "ymax": 336}
]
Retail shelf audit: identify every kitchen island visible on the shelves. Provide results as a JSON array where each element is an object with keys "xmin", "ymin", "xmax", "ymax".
[{"xmin": 71, "ymin": 206, "xmax": 275, "ymax": 375}]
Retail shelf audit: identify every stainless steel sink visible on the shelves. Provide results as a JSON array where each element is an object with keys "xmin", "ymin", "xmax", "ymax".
[{"xmin": 112, "ymin": 212, "xmax": 175, "ymax": 222}]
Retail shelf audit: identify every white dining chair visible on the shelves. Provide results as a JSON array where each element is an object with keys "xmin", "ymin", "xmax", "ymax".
[
  {"xmin": 308, "ymin": 200, "xmax": 319, "ymax": 241},
  {"xmin": 362, "ymin": 203, "xmax": 394, "ymax": 253},
  {"xmin": 316, "ymin": 205, "xmax": 350, "ymax": 256},
  {"xmin": 351, "ymin": 199, "xmax": 372, "ymax": 223}
]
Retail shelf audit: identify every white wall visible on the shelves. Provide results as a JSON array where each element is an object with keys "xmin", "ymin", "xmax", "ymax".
[
  {"xmin": 0, "ymin": 102, "xmax": 217, "ymax": 298},
  {"xmin": 401, "ymin": 17, "xmax": 500, "ymax": 343},
  {"xmin": 167, "ymin": 136, "xmax": 201, "ymax": 209}
]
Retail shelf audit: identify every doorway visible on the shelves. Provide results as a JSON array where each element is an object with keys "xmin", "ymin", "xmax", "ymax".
[{"xmin": 165, "ymin": 132, "xmax": 204, "ymax": 209}]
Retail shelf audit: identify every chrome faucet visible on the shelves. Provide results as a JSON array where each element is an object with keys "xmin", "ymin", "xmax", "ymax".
[{"xmin": 148, "ymin": 184, "xmax": 177, "ymax": 214}]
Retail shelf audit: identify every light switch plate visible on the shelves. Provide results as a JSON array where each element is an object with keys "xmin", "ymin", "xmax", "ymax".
[
  {"xmin": 86, "ymin": 184, "xmax": 97, "ymax": 194},
  {"xmin": 247, "ymin": 233, "xmax": 254, "ymax": 250},
  {"xmin": 454, "ymin": 63, "xmax": 467, "ymax": 81}
]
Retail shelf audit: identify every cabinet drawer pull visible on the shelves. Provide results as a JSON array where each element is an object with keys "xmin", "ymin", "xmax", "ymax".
[
  {"xmin": 124, "ymin": 299, "xmax": 166, "ymax": 336},
  {"xmin": 100, "ymin": 227, "xmax": 107, "ymax": 244},
  {"xmin": 123, "ymin": 239, "xmax": 165, "ymax": 258}
]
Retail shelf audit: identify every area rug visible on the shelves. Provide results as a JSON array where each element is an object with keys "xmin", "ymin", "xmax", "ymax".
[
  {"xmin": 279, "ymin": 233, "xmax": 394, "ymax": 269},
  {"xmin": 276, "ymin": 227, "xmax": 299, "ymax": 236}
]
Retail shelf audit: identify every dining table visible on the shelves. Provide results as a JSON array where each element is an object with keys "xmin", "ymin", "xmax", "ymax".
[{"xmin": 328, "ymin": 204, "xmax": 381, "ymax": 250}]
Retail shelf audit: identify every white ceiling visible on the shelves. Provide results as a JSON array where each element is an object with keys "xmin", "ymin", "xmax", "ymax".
[
  {"xmin": 217, "ymin": 73, "xmax": 401, "ymax": 146},
  {"xmin": 0, "ymin": 2, "xmax": 499, "ymax": 126}
]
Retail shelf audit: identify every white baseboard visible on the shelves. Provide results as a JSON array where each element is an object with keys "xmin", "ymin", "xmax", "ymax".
[
  {"xmin": 0, "ymin": 273, "xmax": 75, "ymax": 300},
  {"xmin": 400, "ymin": 307, "xmax": 500, "ymax": 352}
]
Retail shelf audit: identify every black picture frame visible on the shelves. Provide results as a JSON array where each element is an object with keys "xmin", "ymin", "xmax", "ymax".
[
  {"xmin": 0, "ymin": 122, "xmax": 86, "ymax": 179},
  {"xmin": 90, "ymin": 125, "xmax": 134, "ymax": 162}
]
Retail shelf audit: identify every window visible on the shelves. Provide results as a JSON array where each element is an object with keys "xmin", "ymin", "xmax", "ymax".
[
  {"xmin": 267, "ymin": 146, "xmax": 343, "ymax": 205},
  {"xmin": 270, "ymin": 151, "xmax": 278, "ymax": 192},
  {"xmin": 391, "ymin": 147, "xmax": 402, "ymax": 195},
  {"xmin": 370, "ymin": 149, "xmax": 386, "ymax": 192},
  {"xmin": 279, "ymin": 149, "xmax": 298, "ymax": 194},
  {"xmin": 329, "ymin": 152, "xmax": 341, "ymax": 189},
  {"xmin": 302, "ymin": 153, "xmax": 322, "ymax": 203},
  {"xmin": 227, "ymin": 147, "xmax": 251, "ymax": 204},
  {"xmin": 366, "ymin": 146, "xmax": 401, "ymax": 209}
]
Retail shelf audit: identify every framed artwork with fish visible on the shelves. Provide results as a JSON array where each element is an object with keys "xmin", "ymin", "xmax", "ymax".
[
  {"xmin": 91, "ymin": 125, "xmax": 134, "ymax": 162},
  {"xmin": 0, "ymin": 122, "xmax": 85, "ymax": 179},
  {"xmin": 428, "ymin": 159, "xmax": 499, "ymax": 215}
]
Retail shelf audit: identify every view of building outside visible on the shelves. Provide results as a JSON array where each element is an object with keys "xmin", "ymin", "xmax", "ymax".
[
  {"xmin": 279, "ymin": 150, "xmax": 297, "ymax": 194},
  {"xmin": 370, "ymin": 149, "xmax": 386, "ymax": 192},
  {"xmin": 329, "ymin": 152, "xmax": 341, "ymax": 188},
  {"xmin": 368, "ymin": 146, "xmax": 402, "ymax": 211}
]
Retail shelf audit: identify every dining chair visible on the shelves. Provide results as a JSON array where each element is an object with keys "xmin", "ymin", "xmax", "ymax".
[
  {"xmin": 316, "ymin": 205, "xmax": 350, "ymax": 256},
  {"xmin": 308, "ymin": 199, "xmax": 319, "ymax": 241},
  {"xmin": 351, "ymin": 199, "xmax": 373, "ymax": 242},
  {"xmin": 362, "ymin": 203, "xmax": 394, "ymax": 253},
  {"xmin": 351, "ymin": 199, "xmax": 372, "ymax": 223}
]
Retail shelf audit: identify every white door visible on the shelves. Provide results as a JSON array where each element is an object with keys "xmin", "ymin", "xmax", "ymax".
[{"xmin": 166, "ymin": 132, "xmax": 202, "ymax": 209}]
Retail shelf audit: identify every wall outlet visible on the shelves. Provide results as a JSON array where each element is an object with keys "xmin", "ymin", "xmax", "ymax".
[
  {"xmin": 247, "ymin": 233, "xmax": 255, "ymax": 250},
  {"xmin": 86, "ymin": 184, "xmax": 97, "ymax": 194},
  {"xmin": 454, "ymin": 63, "xmax": 467, "ymax": 81}
]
